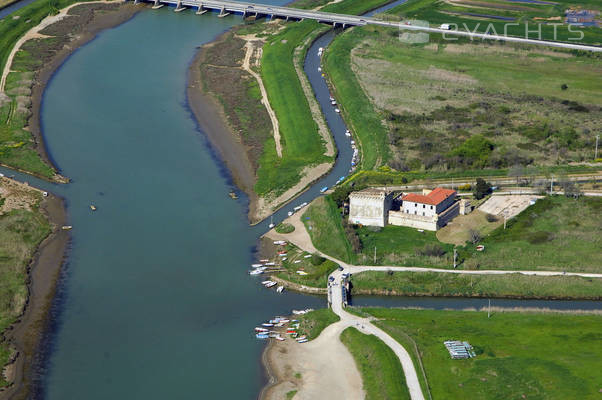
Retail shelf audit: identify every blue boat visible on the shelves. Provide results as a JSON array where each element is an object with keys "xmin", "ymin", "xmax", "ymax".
[
  {"xmin": 320, "ymin": 186, "xmax": 328, "ymax": 193},
  {"xmin": 256, "ymin": 333, "xmax": 269, "ymax": 339}
]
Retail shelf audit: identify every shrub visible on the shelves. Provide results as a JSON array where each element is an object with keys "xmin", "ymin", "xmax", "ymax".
[
  {"xmin": 310, "ymin": 254, "xmax": 326, "ymax": 265},
  {"xmin": 275, "ymin": 223, "xmax": 295, "ymax": 234},
  {"xmin": 485, "ymin": 213, "xmax": 497, "ymax": 223},
  {"xmin": 469, "ymin": 229, "xmax": 482, "ymax": 244},
  {"xmin": 527, "ymin": 231, "xmax": 553, "ymax": 244},
  {"xmin": 416, "ymin": 243, "xmax": 446, "ymax": 257},
  {"xmin": 458, "ymin": 183, "xmax": 472, "ymax": 191}
]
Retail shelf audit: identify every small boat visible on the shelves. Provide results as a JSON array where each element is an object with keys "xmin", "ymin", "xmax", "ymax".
[
  {"xmin": 249, "ymin": 269, "xmax": 264, "ymax": 275},
  {"xmin": 334, "ymin": 108, "xmax": 340, "ymax": 113},
  {"xmin": 294, "ymin": 260, "xmax": 301, "ymax": 264},
  {"xmin": 260, "ymin": 259, "xmax": 269, "ymax": 263},
  {"xmin": 256, "ymin": 333, "xmax": 269, "ymax": 339},
  {"xmin": 265, "ymin": 282, "xmax": 277, "ymax": 288},
  {"xmin": 299, "ymin": 202, "xmax": 308, "ymax": 208},
  {"xmin": 228, "ymin": 191, "xmax": 238, "ymax": 199},
  {"xmin": 282, "ymin": 257, "xmax": 287, "ymax": 261},
  {"xmin": 268, "ymin": 215, "xmax": 274, "ymax": 229},
  {"xmin": 293, "ymin": 205, "xmax": 302, "ymax": 211},
  {"xmin": 61, "ymin": 225, "xmax": 73, "ymax": 230},
  {"xmin": 329, "ymin": 96, "xmax": 334, "ymax": 102},
  {"xmin": 275, "ymin": 335, "xmax": 285, "ymax": 341},
  {"xmin": 276, "ymin": 286, "xmax": 284, "ymax": 293},
  {"xmin": 261, "ymin": 280, "xmax": 272, "ymax": 285},
  {"xmin": 297, "ymin": 338, "xmax": 308, "ymax": 343},
  {"xmin": 255, "ymin": 327, "xmax": 269, "ymax": 332},
  {"xmin": 264, "ymin": 262, "xmax": 277, "ymax": 266},
  {"xmin": 476, "ymin": 245, "xmax": 485, "ymax": 252},
  {"xmin": 90, "ymin": 205, "xmax": 97, "ymax": 211},
  {"xmin": 262, "ymin": 323, "xmax": 274, "ymax": 327},
  {"xmin": 278, "ymin": 319, "xmax": 289, "ymax": 323},
  {"xmin": 318, "ymin": 67, "xmax": 321, "ymax": 72},
  {"xmin": 296, "ymin": 271, "xmax": 308, "ymax": 276},
  {"xmin": 273, "ymin": 240, "xmax": 287, "ymax": 245},
  {"xmin": 320, "ymin": 186, "xmax": 328, "ymax": 193},
  {"xmin": 331, "ymin": 100, "xmax": 336, "ymax": 105},
  {"xmin": 303, "ymin": 254, "xmax": 311, "ymax": 258},
  {"xmin": 345, "ymin": 129, "xmax": 351, "ymax": 137},
  {"xmin": 252, "ymin": 263, "xmax": 263, "ymax": 268},
  {"xmin": 287, "ymin": 211, "xmax": 293, "ymax": 217}
]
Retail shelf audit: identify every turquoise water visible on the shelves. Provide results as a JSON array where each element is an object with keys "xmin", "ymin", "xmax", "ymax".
[{"xmin": 35, "ymin": 7, "xmax": 325, "ymax": 399}]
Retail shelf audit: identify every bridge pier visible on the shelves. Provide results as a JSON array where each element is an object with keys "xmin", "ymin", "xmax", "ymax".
[
  {"xmin": 174, "ymin": 0, "xmax": 185, "ymax": 12},
  {"xmin": 196, "ymin": 3, "xmax": 207, "ymax": 14},
  {"xmin": 217, "ymin": 6, "xmax": 230, "ymax": 17},
  {"xmin": 152, "ymin": 0, "xmax": 164, "ymax": 9}
]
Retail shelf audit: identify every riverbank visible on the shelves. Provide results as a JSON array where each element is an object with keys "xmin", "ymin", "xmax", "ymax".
[
  {"xmin": 0, "ymin": 178, "xmax": 65, "ymax": 398},
  {"xmin": 0, "ymin": 2, "xmax": 141, "ymax": 397}
]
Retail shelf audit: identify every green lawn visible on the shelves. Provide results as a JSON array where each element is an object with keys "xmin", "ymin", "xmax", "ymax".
[
  {"xmin": 303, "ymin": 196, "xmax": 355, "ymax": 263},
  {"xmin": 340, "ymin": 327, "xmax": 411, "ymax": 400},
  {"xmin": 351, "ymin": 270, "xmax": 602, "ymax": 299},
  {"xmin": 0, "ymin": 206, "xmax": 51, "ymax": 388},
  {"xmin": 359, "ymin": 308, "xmax": 602, "ymax": 400},
  {"xmin": 464, "ymin": 196, "xmax": 602, "ymax": 272},
  {"xmin": 355, "ymin": 224, "xmax": 454, "ymax": 267},
  {"xmin": 297, "ymin": 308, "xmax": 340, "ymax": 340}
]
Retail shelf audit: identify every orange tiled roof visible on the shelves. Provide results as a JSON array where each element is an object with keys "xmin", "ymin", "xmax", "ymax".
[{"xmin": 402, "ymin": 187, "xmax": 456, "ymax": 206}]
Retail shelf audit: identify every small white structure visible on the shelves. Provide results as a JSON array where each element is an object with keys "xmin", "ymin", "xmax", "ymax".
[
  {"xmin": 348, "ymin": 188, "xmax": 394, "ymax": 227},
  {"xmin": 389, "ymin": 188, "xmax": 458, "ymax": 231}
]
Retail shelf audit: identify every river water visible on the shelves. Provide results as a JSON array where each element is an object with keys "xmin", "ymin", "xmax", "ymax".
[{"xmin": 0, "ymin": 1, "xmax": 600, "ymax": 399}]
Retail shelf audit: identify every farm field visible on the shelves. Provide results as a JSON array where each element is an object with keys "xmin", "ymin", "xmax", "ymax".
[{"xmin": 356, "ymin": 308, "xmax": 602, "ymax": 400}]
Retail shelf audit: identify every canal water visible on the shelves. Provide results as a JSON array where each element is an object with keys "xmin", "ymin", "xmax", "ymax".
[{"xmin": 0, "ymin": 1, "xmax": 600, "ymax": 399}]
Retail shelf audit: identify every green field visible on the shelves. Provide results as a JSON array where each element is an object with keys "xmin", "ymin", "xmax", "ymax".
[
  {"xmin": 340, "ymin": 327, "xmax": 410, "ymax": 400},
  {"xmin": 325, "ymin": 23, "xmax": 601, "ymax": 176},
  {"xmin": 463, "ymin": 195, "xmax": 602, "ymax": 272},
  {"xmin": 0, "ymin": 0, "xmax": 101, "ymax": 178},
  {"xmin": 388, "ymin": 0, "xmax": 602, "ymax": 44},
  {"xmin": 355, "ymin": 308, "xmax": 602, "ymax": 400},
  {"xmin": 0, "ymin": 206, "xmax": 51, "ymax": 387},
  {"xmin": 297, "ymin": 308, "xmax": 340, "ymax": 340},
  {"xmin": 351, "ymin": 270, "xmax": 602, "ymax": 299},
  {"xmin": 255, "ymin": 0, "xmax": 397, "ymax": 196},
  {"xmin": 303, "ymin": 196, "xmax": 355, "ymax": 263}
]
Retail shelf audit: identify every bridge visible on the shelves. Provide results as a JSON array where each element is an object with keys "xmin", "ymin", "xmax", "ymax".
[{"xmin": 132, "ymin": 0, "xmax": 602, "ymax": 52}]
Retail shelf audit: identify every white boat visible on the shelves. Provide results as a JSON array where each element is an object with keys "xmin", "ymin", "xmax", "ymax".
[
  {"xmin": 294, "ymin": 260, "xmax": 301, "ymax": 264},
  {"xmin": 249, "ymin": 269, "xmax": 264, "ymax": 275},
  {"xmin": 303, "ymin": 254, "xmax": 311, "ymax": 258},
  {"xmin": 296, "ymin": 271, "xmax": 308, "ymax": 275},
  {"xmin": 287, "ymin": 211, "xmax": 293, "ymax": 217},
  {"xmin": 260, "ymin": 259, "xmax": 269, "ymax": 263},
  {"xmin": 268, "ymin": 215, "xmax": 274, "ymax": 229},
  {"xmin": 255, "ymin": 327, "xmax": 269, "ymax": 332},
  {"xmin": 329, "ymin": 96, "xmax": 334, "ymax": 101},
  {"xmin": 275, "ymin": 335, "xmax": 285, "ymax": 341},
  {"xmin": 345, "ymin": 130, "xmax": 351, "ymax": 137},
  {"xmin": 264, "ymin": 281, "xmax": 278, "ymax": 288},
  {"xmin": 264, "ymin": 262, "xmax": 277, "ymax": 266},
  {"xmin": 262, "ymin": 323, "xmax": 274, "ymax": 327},
  {"xmin": 335, "ymin": 108, "xmax": 340, "ymax": 113},
  {"xmin": 261, "ymin": 280, "xmax": 272, "ymax": 285},
  {"xmin": 318, "ymin": 67, "xmax": 322, "ymax": 72},
  {"xmin": 252, "ymin": 263, "xmax": 263, "ymax": 268},
  {"xmin": 294, "ymin": 205, "xmax": 302, "ymax": 211},
  {"xmin": 273, "ymin": 240, "xmax": 287, "ymax": 245},
  {"xmin": 276, "ymin": 286, "xmax": 284, "ymax": 293},
  {"xmin": 297, "ymin": 339, "xmax": 308, "ymax": 343},
  {"xmin": 300, "ymin": 202, "xmax": 308, "ymax": 208},
  {"xmin": 278, "ymin": 253, "xmax": 287, "ymax": 257},
  {"xmin": 61, "ymin": 225, "xmax": 73, "ymax": 230},
  {"xmin": 331, "ymin": 100, "xmax": 336, "ymax": 106}
]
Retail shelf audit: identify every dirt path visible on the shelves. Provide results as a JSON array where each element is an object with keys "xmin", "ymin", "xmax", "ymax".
[
  {"xmin": 241, "ymin": 39, "xmax": 282, "ymax": 158},
  {"xmin": 262, "ymin": 321, "xmax": 364, "ymax": 400},
  {"xmin": 0, "ymin": 0, "xmax": 108, "ymax": 93}
]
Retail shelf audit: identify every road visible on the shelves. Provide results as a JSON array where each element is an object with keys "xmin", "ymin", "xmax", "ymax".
[{"xmin": 139, "ymin": 0, "xmax": 602, "ymax": 52}]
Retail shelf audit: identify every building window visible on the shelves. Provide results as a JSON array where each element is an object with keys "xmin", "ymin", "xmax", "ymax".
[
  {"xmin": 430, "ymin": 205, "xmax": 433, "ymax": 210},
  {"xmin": 414, "ymin": 211, "xmax": 417, "ymax": 215},
  {"xmin": 422, "ymin": 212, "xmax": 425, "ymax": 216},
  {"xmin": 423, "ymin": 204, "xmax": 425, "ymax": 208}
]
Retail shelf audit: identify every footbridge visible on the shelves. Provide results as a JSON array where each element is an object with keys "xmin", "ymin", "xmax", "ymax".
[{"xmin": 133, "ymin": 0, "xmax": 602, "ymax": 52}]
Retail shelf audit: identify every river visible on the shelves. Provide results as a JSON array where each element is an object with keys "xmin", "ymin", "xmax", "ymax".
[{"xmin": 0, "ymin": 1, "xmax": 600, "ymax": 399}]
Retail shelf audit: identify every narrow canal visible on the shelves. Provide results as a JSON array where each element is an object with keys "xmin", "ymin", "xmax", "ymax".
[{"xmin": 0, "ymin": 1, "xmax": 600, "ymax": 399}]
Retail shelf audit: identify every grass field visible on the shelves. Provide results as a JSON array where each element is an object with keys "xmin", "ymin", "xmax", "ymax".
[
  {"xmin": 0, "ymin": 204, "xmax": 51, "ymax": 388},
  {"xmin": 325, "ymin": 24, "xmax": 601, "ymax": 175},
  {"xmin": 351, "ymin": 270, "xmax": 602, "ymax": 299},
  {"xmin": 356, "ymin": 308, "xmax": 602, "ymax": 400},
  {"xmin": 255, "ymin": 0, "xmax": 397, "ymax": 196},
  {"xmin": 0, "ymin": 0, "xmax": 101, "ymax": 178},
  {"xmin": 296, "ymin": 308, "xmax": 340, "ymax": 340},
  {"xmin": 463, "ymin": 195, "xmax": 602, "ymax": 272},
  {"xmin": 340, "ymin": 327, "xmax": 410, "ymax": 400},
  {"xmin": 303, "ymin": 196, "xmax": 355, "ymax": 263},
  {"xmin": 355, "ymin": 224, "xmax": 454, "ymax": 267}
]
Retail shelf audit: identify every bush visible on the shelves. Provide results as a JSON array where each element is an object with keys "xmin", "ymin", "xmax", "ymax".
[
  {"xmin": 310, "ymin": 254, "xmax": 326, "ymax": 265},
  {"xmin": 416, "ymin": 243, "xmax": 446, "ymax": 257},
  {"xmin": 527, "ymin": 231, "xmax": 553, "ymax": 244},
  {"xmin": 275, "ymin": 223, "xmax": 295, "ymax": 234},
  {"xmin": 458, "ymin": 183, "xmax": 472, "ymax": 191},
  {"xmin": 485, "ymin": 213, "xmax": 497, "ymax": 223},
  {"xmin": 469, "ymin": 229, "xmax": 482, "ymax": 244}
]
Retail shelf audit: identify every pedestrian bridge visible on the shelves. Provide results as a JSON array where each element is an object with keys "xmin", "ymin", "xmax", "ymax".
[{"xmin": 131, "ymin": 0, "xmax": 602, "ymax": 52}]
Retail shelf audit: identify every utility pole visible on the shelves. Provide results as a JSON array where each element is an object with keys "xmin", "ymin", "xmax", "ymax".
[
  {"xmin": 453, "ymin": 247, "xmax": 457, "ymax": 268},
  {"xmin": 595, "ymin": 135, "xmax": 600, "ymax": 160},
  {"xmin": 504, "ymin": 213, "xmax": 507, "ymax": 230},
  {"xmin": 488, "ymin": 299, "xmax": 491, "ymax": 318},
  {"xmin": 374, "ymin": 246, "xmax": 377, "ymax": 264},
  {"xmin": 550, "ymin": 176, "xmax": 554, "ymax": 195}
]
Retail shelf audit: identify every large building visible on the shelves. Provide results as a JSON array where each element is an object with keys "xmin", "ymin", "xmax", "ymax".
[
  {"xmin": 348, "ymin": 188, "xmax": 394, "ymax": 227},
  {"xmin": 388, "ymin": 188, "xmax": 459, "ymax": 231}
]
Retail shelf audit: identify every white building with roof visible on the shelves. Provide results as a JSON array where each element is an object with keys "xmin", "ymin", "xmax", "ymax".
[{"xmin": 348, "ymin": 188, "xmax": 394, "ymax": 227}]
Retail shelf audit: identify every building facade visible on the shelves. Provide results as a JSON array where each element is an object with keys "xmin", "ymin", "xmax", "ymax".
[
  {"xmin": 389, "ymin": 188, "xmax": 458, "ymax": 231},
  {"xmin": 348, "ymin": 188, "xmax": 394, "ymax": 227}
]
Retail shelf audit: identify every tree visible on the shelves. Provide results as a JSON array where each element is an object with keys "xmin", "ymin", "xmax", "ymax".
[
  {"xmin": 473, "ymin": 178, "xmax": 491, "ymax": 200},
  {"xmin": 469, "ymin": 229, "xmax": 482, "ymax": 244}
]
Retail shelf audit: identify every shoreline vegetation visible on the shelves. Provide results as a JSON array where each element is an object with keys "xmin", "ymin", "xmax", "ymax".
[{"xmin": 0, "ymin": 1, "xmax": 140, "ymax": 397}]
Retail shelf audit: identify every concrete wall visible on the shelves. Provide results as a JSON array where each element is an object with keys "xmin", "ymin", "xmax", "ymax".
[
  {"xmin": 388, "ymin": 211, "xmax": 438, "ymax": 231},
  {"xmin": 402, "ymin": 201, "xmax": 437, "ymax": 217}
]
